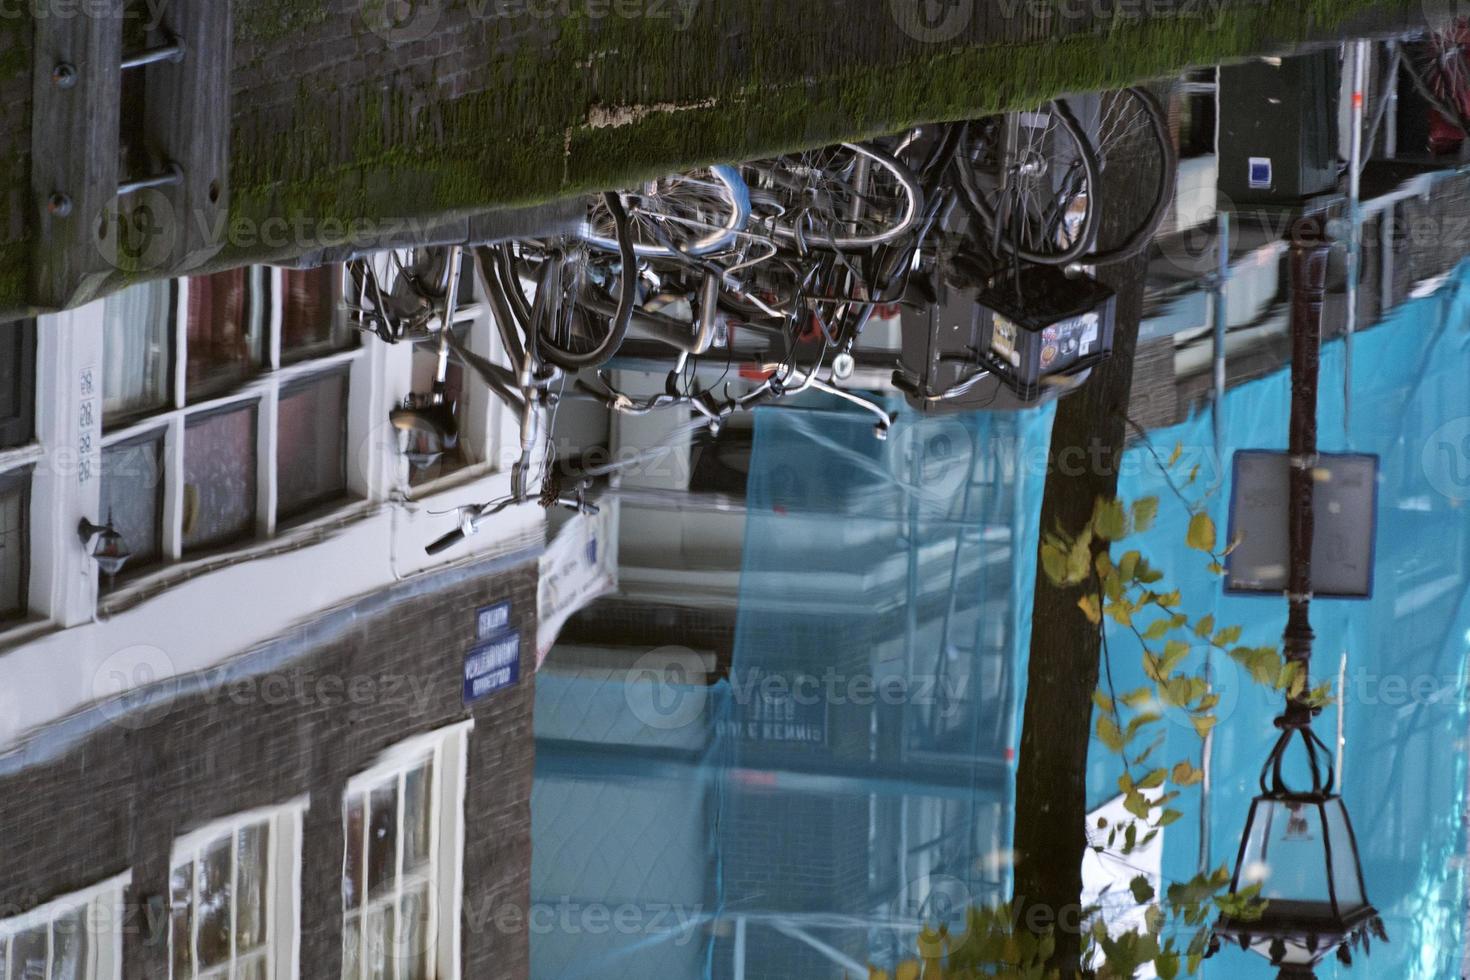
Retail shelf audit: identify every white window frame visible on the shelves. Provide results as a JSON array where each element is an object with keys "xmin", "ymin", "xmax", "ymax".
[
  {"xmin": 341, "ymin": 721, "xmax": 471, "ymax": 980},
  {"xmin": 95, "ymin": 267, "xmax": 370, "ymax": 596},
  {"xmin": 167, "ymin": 798, "xmax": 308, "ymax": 980},
  {"xmin": 0, "ymin": 871, "xmax": 131, "ymax": 980}
]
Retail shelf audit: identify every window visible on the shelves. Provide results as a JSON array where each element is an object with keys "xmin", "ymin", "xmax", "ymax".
[
  {"xmin": 102, "ymin": 280, "xmax": 174, "ymax": 428},
  {"xmin": 281, "ymin": 266, "xmax": 354, "ymax": 363},
  {"xmin": 100, "ymin": 432, "xmax": 165, "ymax": 581},
  {"xmin": 0, "ymin": 468, "xmax": 29, "ymax": 621},
  {"xmin": 186, "ymin": 268, "xmax": 265, "ymax": 399},
  {"xmin": 0, "ymin": 320, "xmax": 36, "ymax": 450},
  {"xmin": 276, "ymin": 371, "xmax": 349, "ymax": 520},
  {"xmin": 406, "ymin": 333, "xmax": 467, "ymax": 488},
  {"xmin": 0, "ymin": 873, "xmax": 129, "ymax": 980},
  {"xmin": 342, "ymin": 724, "xmax": 470, "ymax": 980},
  {"xmin": 169, "ymin": 804, "xmax": 304, "ymax": 980},
  {"xmin": 183, "ymin": 404, "xmax": 258, "ymax": 554}
]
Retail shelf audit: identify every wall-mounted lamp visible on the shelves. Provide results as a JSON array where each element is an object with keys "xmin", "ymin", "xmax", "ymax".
[{"xmin": 78, "ymin": 513, "xmax": 132, "ymax": 586}]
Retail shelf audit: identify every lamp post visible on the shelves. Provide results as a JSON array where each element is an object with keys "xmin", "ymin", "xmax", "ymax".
[{"xmin": 1210, "ymin": 215, "xmax": 1384, "ymax": 977}]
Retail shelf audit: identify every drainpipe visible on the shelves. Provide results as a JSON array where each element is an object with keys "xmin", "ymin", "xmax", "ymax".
[{"xmin": 1344, "ymin": 39, "xmax": 1369, "ymax": 443}]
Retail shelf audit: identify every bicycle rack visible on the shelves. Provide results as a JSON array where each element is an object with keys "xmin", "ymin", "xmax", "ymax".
[{"xmin": 31, "ymin": 0, "xmax": 232, "ymax": 310}]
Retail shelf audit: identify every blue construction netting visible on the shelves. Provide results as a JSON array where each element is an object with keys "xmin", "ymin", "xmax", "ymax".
[{"xmin": 531, "ymin": 259, "xmax": 1470, "ymax": 979}]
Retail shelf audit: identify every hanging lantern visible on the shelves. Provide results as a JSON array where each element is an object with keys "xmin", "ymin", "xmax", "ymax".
[{"xmin": 1212, "ymin": 719, "xmax": 1386, "ymax": 975}]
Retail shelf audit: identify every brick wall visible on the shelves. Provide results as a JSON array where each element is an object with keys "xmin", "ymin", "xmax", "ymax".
[{"xmin": 0, "ymin": 551, "xmax": 540, "ymax": 980}]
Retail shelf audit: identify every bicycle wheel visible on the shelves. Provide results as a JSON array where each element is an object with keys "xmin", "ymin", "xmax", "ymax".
[
  {"xmin": 508, "ymin": 192, "xmax": 637, "ymax": 370},
  {"xmin": 1404, "ymin": 23, "xmax": 1470, "ymax": 151},
  {"xmin": 952, "ymin": 101, "xmax": 1100, "ymax": 266},
  {"xmin": 1074, "ymin": 87, "xmax": 1176, "ymax": 266},
  {"xmin": 743, "ymin": 142, "xmax": 924, "ymax": 250},
  {"xmin": 583, "ymin": 165, "xmax": 751, "ymax": 258}
]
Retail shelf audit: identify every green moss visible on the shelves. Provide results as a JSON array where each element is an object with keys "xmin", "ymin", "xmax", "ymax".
[{"xmin": 0, "ymin": 0, "xmax": 1421, "ymax": 309}]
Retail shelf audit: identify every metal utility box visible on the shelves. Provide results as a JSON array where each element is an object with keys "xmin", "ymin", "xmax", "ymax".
[
  {"xmin": 896, "ymin": 265, "xmax": 1115, "ymax": 411},
  {"xmin": 1218, "ymin": 50, "xmax": 1340, "ymax": 209}
]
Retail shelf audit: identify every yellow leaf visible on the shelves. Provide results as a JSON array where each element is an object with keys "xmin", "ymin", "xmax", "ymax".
[
  {"xmin": 1168, "ymin": 443, "xmax": 1184, "ymax": 467},
  {"xmin": 1093, "ymin": 497, "xmax": 1127, "ymax": 540},
  {"xmin": 1078, "ymin": 594, "xmax": 1102, "ymax": 625},
  {"xmin": 1120, "ymin": 550, "xmax": 1141, "ymax": 581},
  {"xmin": 1186, "ymin": 512, "xmax": 1217, "ymax": 552},
  {"xmin": 1172, "ymin": 760, "xmax": 1204, "ymax": 786},
  {"xmin": 1194, "ymin": 614, "xmax": 1215, "ymax": 638}
]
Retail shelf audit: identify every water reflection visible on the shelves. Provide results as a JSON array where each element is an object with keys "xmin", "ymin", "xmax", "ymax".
[{"xmin": 4, "ymin": 28, "xmax": 1470, "ymax": 980}]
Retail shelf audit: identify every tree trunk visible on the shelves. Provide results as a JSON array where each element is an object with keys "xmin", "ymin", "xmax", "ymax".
[{"xmin": 1010, "ymin": 94, "xmax": 1158, "ymax": 971}]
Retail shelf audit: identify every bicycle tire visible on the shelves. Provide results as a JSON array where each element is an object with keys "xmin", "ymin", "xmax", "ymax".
[
  {"xmin": 952, "ymin": 101, "xmax": 1101, "ymax": 267},
  {"xmin": 755, "ymin": 143, "xmax": 925, "ymax": 251},
  {"xmin": 536, "ymin": 191, "xmax": 637, "ymax": 370},
  {"xmin": 1076, "ymin": 87, "xmax": 1177, "ymax": 266},
  {"xmin": 583, "ymin": 165, "xmax": 751, "ymax": 258}
]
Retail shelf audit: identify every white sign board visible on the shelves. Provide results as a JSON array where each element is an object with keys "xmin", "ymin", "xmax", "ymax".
[
  {"xmin": 536, "ymin": 505, "xmax": 618, "ymax": 669},
  {"xmin": 1225, "ymin": 451, "xmax": 1378, "ymax": 598}
]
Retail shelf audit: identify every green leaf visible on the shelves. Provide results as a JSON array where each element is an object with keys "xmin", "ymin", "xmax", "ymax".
[
  {"xmin": 1186, "ymin": 512, "xmax": 1217, "ymax": 553},
  {"xmin": 1212, "ymin": 625, "xmax": 1243, "ymax": 647},
  {"xmin": 1067, "ymin": 533, "xmax": 1092, "ymax": 584},
  {"xmin": 1094, "ymin": 497, "xmax": 1128, "ymax": 541},
  {"xmin": 1167, "ymin": 443, "xmax": 1184, "ymax": 467},
  {"xmin": 1119, "ymin": 550, "xmax": 1141, "ymax": 581},
  {"xmin": 1137, "ymin": 768, "xmax": 1166, "ymax": 790},
  {"xmin": 1193, "ymin": 614, "xmax": 1215, "ymax": 639},
  {"xmin": 1131, "ymin": 497, "xmax": 1160, "ymax": 534},
  {"xmin": 1190, "ymin": 714, "xmax": 1218, "ymax": 738},
  {"xmin": 1092, "ymin": 690, "xmax": 1115, "ymax": 714},
  {"xmin": 1120, "ymin": 687, "xmax": 1155, "ymax": 709},
  {"xmin": 1041, "ymin": 543, "xmax": 1067, "ymax": 584},
  {"xmin": 1161, "ymin": 640, "xmax": 1190, "ymax": 675},
  {"xmin": 1141, "ymin": 619, "xmax": 1171, "ymax": 641},
  {"xmin": 1129, "ymin": 875, "xmax": 1156, "ymax": 904},
  {"xmin": 1124, "ymin": 790, "xmax": 1151, "ymax": 819},
  {"xmin": 1156, "ymin": 808, "xmax": 1184, "ymax": 827},
  {"xmin": 1097, "ymin": 715, "xmax": 1126, "ymax": 752}
]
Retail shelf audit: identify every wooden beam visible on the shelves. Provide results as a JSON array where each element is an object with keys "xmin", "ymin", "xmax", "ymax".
[{"xmin": 29, "ymin": 2, "xmax": 123, "ymax": 311}]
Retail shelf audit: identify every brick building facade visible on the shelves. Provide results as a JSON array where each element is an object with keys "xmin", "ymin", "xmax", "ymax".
[{"xmin": 0, "ymin": 550, "xmax": 539, "ymax": 980}]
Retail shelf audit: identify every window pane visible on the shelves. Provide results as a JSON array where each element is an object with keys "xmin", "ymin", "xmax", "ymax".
[
  {"xmin": 366, "ymin": 904, "xmax": 395, "ymax": 980},
  {"xmin": 403, "ymin": 761, "xmax": 432, "ymax": 872},
  {"xmin": 367, "ymin": 783, "xmax": 399, "ymax": 900},
  {"xmin": 237, "ymin": 822, "xmax": 270, "ymax": 954},
  {"xmin": 100, "ymin": 434, "xmax": 165, "ymax": 577},
  {"xmin": 0, "ymin": 471, "xmax": 28, "ymax": 621},
  {"xmin": 186, "ymin": 268, "xmax": 263, "ymax": 399},
  {"xmin": 0, "ymin": 320, "xmax": 36, "ymax": 450},
  {"xmin": 102, "ymin": 280, "xmax": 173, "ymax": 426},
  {"xmin": 183, "ymin": 404, "xmax": 258, "ymax": 553},
  {"xmin": 50, "ymin": 908, "xmax": 88, "ymax": 980},
  {"xmin": 237, "ymin": 953, "xmax": 268, "ymax": 980},
  {"xmin": 277, "ymin": 372, "xmax": 349, "ymax": 519},
  {"xmin": 281, "ymin": 266, "xmax": 352, "ymax": 362},
  {"xmin": 399, "ymin": 884, "xmax": 431, "ymax": 980},
  {"xmin": 344, "ymin": 796, "xmax": 365, "ymax": 911},
  {"xmin": 170, "ymin": 861, "xmax": 195, "ymax": 977},
  {"xmin": 196, "ymin": 838, "xmax": 234, "ymax": 969},
  {"xmin": 342, "ymin": 914, "xmax": 361, "ymax": 980},
  {"xmin": 10, "ymin": 925, "xmax": 45, "ymax": 980}
]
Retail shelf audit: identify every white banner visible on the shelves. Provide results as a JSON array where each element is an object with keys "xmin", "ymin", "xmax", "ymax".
[{"xmin": 536, "ymin": 504, "xmax": 618, "ymax": 668}]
